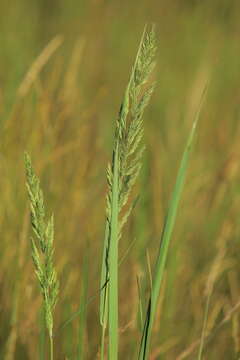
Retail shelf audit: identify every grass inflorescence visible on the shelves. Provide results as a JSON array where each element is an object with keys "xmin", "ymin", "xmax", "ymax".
[
  {"xmin": 99, "ymin": 24, "xmax": 157, "ymax": 360},
  {"xmin": 24, "ymin": 153, "xmax": 59, "ymax": 360}
]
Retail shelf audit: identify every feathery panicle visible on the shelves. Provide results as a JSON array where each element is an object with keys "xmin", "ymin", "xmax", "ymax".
[
  {"xmin": 100, "ymin": 24, "xmax": 157, "ymax": 359},
  {"xmin": 24, "ymin": 153, "xmax": 59, "ymax": 357},
  {"xmin": 107, "ymin": 24, "xmax": 157, "ymax": 241}
]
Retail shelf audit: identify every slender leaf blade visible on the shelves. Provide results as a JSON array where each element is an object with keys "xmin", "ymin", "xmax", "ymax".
[{"xmin": 138, "ymin": 85, "xmax": 208, "ymax": 360}]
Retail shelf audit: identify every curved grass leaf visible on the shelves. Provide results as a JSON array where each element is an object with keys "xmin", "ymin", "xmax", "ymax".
[{"xmin": 138, "ymin": 84, "xmax": 208, "ymax": 360}]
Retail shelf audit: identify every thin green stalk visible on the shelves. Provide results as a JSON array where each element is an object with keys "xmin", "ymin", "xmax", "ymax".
[
  {"xmin": 137, "ymin": 276, "xmax": 144, "ymax": 330},
  {"xmin": 138, "ymin": 84, "xmax": 208, "ymax": 360},
  {"xmin": 39, "ymin": 307, "xmax": 46, "ymax": 360},
  {"xmin": 100, "ymin": 223, "xmax": 110, "ymax": 338},
  {"xmin": 50, "ymin": 335, "xmax": 53, "ymax": 360},
  {"xmin": 100, "ymin": 322, "xmax": 107, "ymax": 360},
  {"xmin": 108, "ymin": 143, "xmax": 119, "ymax": 360}
]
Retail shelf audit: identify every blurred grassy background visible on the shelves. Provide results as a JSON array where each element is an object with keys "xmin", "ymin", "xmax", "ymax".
[{"xmin": 1, "ymin": 0, "xmax": 240, "ymax": 359}]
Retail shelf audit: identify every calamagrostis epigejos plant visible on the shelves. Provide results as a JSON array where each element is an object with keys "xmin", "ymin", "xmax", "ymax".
[
  {"xmin": 24, "ymin": 153, "xmax": 59, "ymax": 360},
  {"xmin": 100, "ymin": 24, "xmax": 157, "ymax": 359}
]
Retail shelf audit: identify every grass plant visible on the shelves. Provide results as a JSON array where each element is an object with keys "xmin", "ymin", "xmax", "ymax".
[
  {"xmin": 23, "ymin": 25, "xmax": 208, "ymax": 360},
  {"xmin": 1, "ymin": 4, "xmax": 239, "ymax": 358},
  {"xmin": 99, "ymin": 24, "xmax": 157, "ymax": 359},
  {"xmin": 24, "ymin": 153, "xmax": 59, "ymax": 360}
]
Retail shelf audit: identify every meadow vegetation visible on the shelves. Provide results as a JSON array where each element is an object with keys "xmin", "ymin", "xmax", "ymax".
[{"xmin": 1, "ymin": 1, "xmax": 240, "ymax": 359}]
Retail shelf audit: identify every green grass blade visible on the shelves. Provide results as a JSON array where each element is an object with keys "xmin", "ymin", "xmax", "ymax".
[
  {"xmin": 137, "ymin": 275, "xmax": 144, "ymax": 331},
  {"xmin": 138, "ymin": 84, "xmax": 208, "ymax": 360},
  {"xmin": 108, "ymin": 143, "xmax": 119, "ymax": 360}
]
